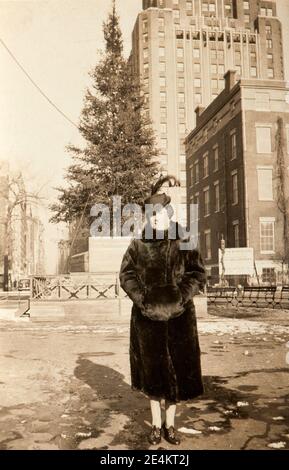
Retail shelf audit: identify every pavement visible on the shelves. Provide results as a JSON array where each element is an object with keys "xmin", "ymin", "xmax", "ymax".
[{"xmin": 0, "ymin": 300, "xmax": 288, "ymax": 450}]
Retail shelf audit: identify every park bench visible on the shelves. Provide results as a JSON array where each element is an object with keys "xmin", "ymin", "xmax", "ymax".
[
  {"xmin": 237, "ymin": 286, "xmax": 277, "ymax": 308},
  {"xmin": 277, "ymin": 286, "xmax": 289, "ymax": 309},
  {"xmin": 207, "ymin": 286, "xmax": 237, "ymax": 306}
]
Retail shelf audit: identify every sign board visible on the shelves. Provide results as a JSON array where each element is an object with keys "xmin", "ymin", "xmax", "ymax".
[
  {"xmin": 218, "ymin": 248, "xmax": 254, "ymax": 276},
  {"xmin": 89, "ymin": 237, "xmax": 132, "ymax": 273}
]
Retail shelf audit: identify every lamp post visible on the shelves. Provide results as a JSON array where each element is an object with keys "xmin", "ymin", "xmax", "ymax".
[{"xmin": 220, "ymin": 235, "xmax": 226, "ymax": 286}]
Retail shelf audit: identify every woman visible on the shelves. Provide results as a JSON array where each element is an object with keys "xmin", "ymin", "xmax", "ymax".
[{"xmin": 119, "ymin": 175, "xmax": 206, "ymax": 446}]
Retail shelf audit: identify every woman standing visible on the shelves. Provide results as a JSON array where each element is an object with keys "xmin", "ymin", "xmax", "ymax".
[{"xmin": 119, "ymin": 176, "xmax": 206, "ymax": 446}]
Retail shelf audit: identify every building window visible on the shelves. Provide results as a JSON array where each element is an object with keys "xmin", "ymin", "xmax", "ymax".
[
  {"xmin": 193, "ymin": 48, "xmax": 200, "ymax": 59},
  {"xmin": 180, "ymin": 171, "xmax": 186, "ymax": 183},
  {"xmin": 218, "ymin": 64, "xmax": 225, "ymax": 74},
  {"xmin": 210, "ymin": 49, "xmax": 217, "ymax": 59},
  {"xmin": 244, "ymin": 2, "xmax": 249, "ymax": 11},
  {"xmin": 178, "ymin": 92, "xmax": 185, "ymax": 103},
  {"xmin": 265, "ymin": 24, "xmax": 272, "ymax": 35},
  {"xmin": 250, "ymin": 52, "xmax": 256, "ymax": 61},
  {"xmin": 195, "ymin": 93, "xmax": 202, "ymax": 104},
  {"xmin": 159, "ymin": 47, "xmax": 165, "ymax": 58},
  {"xmin": 160, "ymin": 138, "xmax": 167, "ymax": 149},
  {"xmin": 177, "ymin": 48, "xmax": 184, "ymax": 59},
  {"xmin": 160, "ymin": 76, "xmax": 166, "ymax": 87},
  {"xmin": 262, "ymin": 268, "xmax": 276, "ymax": 284},
  {"xmin": 211, "ymin": 79, "xmax": 218, "ymax": 89},
  {"xmin": 260, "ymin": 218, "xmax": 275, "ymax": 253},
  {"xmin": 203, "ymin": 152, "xmax": 209, "ymax": 178},
  {"xmin": 143, "ymin": 63, "xmax": 149, "ymax": 74},
  {"xmin": 190, "ymin": 167, "xmax": 194, "ymax": 186},
  {"xmin": 143, "ymin": 18, "xmax": 148, "ymax": 30},
  {"xmin": 160, "ymin": 107, "xmax": 167, "ymax": 120},
  {"xmin": 173, "ymin": 0, "xmax": 179, "ymax": 4},
  {"xmin": 186, "ymin": 1, "xmax": 192, "ymax": 10},
  {"xmin": 143, "ymin": 48, "xmax": 149, "ymax": 59},
  {"xmin": 204, "ymin": 188, "xmax": 210, "ymax": 216},
  {"xmin": 160, "ymin": 91, "xmax": 167, "ymax": 103},
  {"xmin": 179, "ymin": 107, "xmax": 185, "ymax": 119},
  {"xmin": 235, "ymin": 65, "xmax": 242, "ymax": 75},
  {"xmin": 218, "ymin": 50, "xmax": 224, "ymax": 60},
  {"xmin": 194, "ymin": 78, "xmax": 201, "ymax": 88},
  {"xmin": 160, "ymin": 123, "xmax": 167, "ymax": 134},
  {"xmin": 159, "ymin": 62, "xmax": 166, "ymax": 72},
  {"xmin": 202, "ymin": 2, "xmax": 209, "ymax": 12},
  {"xmin": 266, "ymin": 39, "xmax": 272, "ymax": 49},
  {"xmin": 267, "ymin": 53, "xmax": 273, "ymax": 61},
  {"xmin": 209, "ymin": 3, "xmax": 216, "ymax": 12},
  {"xmin": 213, "ymin": 146, "xmax": 219, "ymax": 171},
  {"xmin": 158, "ymin": 17, "xmax": 165, "ymax": 29},
  {"xmin": 195, "ymin": 161, "xmax": 199, "ymax": 183},
  {"xmin": 194, "ymin": 62, "xmax": 201, "ymax": 73},
  {"xmin": 256, "ymin": 126, "xmax": 272, "ymax": 153},
  {"xmin": 233, "ymin": 221, "xmax": 240, "ymax": 248},
  {"xmin": 173, "ymin": 9, "xmax": 180, "ymax": 21},
  {"xmin": 178, "ymin": 77, "xmax": 185, "ymax": 87},
  {"xmin": 211, "ymin": 64, "xmax": 217, "ymax": 74},
  {"xmin": 204, "ymin": 230, "xmax": 212, "ymax": 260},
  {"xmin": 231, "ymin": 131, "xmax": 237, "ymax": 159},
  {"xmin": 267, "ymin": 68, "xmax": 274, "ymax": 78},
  {"xmin": 177, "ymin": 62, "xmax": 184, "ymax": 72},
  {"xmin": 250, "ymin": 66, "xmax": 257, "ymax": 77},
  {"xmin": 214, "ymin": 181, "xmax": 220, "ymax": 212},
  {"xmin": 232, "ymin": 171, "xmax": 238, "ymax": 205},
  {"xmin": 179, "ymin": 123, "xmax": 186, "ymax": 134},
  {"xmin": 159, "ymin": 31, "xmax": 165, "ymax": 40},
  {"xmin": 143, "ymin": 33, "xmax": 148, "ymax": 43},
  {"xmin": 257, "ymin": 167, "xmax": 273, "ymax": 201}
]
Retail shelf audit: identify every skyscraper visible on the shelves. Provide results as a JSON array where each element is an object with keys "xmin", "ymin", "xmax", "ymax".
[{"xmin": 130, "ymin": 0, "xmax": 284, "ymax": 202}]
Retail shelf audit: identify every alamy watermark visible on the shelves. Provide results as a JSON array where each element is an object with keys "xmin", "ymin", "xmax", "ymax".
[{"xmin": 89, "ymin": 196, "xmax": 199, "ymax": 251}]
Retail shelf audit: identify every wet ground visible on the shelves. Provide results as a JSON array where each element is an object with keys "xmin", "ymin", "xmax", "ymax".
[{"xmin": 0, "ymin": 303, "xmax": 288, "ymax": 450}]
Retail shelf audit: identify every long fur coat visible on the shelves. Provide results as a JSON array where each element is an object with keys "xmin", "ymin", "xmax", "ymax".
[{"xmin": 119, "ymin": 221, "xmax": 207, "ymax": 403}]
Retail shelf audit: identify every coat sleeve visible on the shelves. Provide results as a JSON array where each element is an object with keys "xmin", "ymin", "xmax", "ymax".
[
  {"xmin": 178, "ymin": 247, "xmax": 207, "ymax": 304},
  {"xmin": 119, "ymin": 239, "xmax": 144, "ymax": 308}
]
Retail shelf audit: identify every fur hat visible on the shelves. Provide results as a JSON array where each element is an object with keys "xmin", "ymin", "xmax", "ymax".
[{"xmin": 143, "ymin": 175, "xmax": 181, "ymax": 209}]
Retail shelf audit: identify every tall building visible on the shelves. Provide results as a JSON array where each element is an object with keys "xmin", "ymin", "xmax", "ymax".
[
  {"xmin": 186, "ymin": 70, "xmax": 289, "ymax": 285},
  {"xmin": 131, "ymin": 0, "xmax": 284, "ymax": 202}
]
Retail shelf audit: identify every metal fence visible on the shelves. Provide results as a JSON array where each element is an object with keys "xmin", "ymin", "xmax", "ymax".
[{"xmin": 30, "ymin": 273, "xmax": 126, "ymax": 301}]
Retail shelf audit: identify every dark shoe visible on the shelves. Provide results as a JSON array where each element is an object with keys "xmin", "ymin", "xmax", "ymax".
[
  {"xmin": 162, "ymin": 424, "xmax": 181, "ymax": 445},
  {"xmin": 148, "ymin": 425, "xmax": 161, "ymax": 445}
]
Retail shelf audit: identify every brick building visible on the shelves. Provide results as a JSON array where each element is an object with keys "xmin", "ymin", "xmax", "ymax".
[
  {"xmin": 186, "ymin": 70, "xmax": 289, "ymax": 285},
  {"xmin": 130, "ymin": 0, "xmax": 284, "ymax": 201}
]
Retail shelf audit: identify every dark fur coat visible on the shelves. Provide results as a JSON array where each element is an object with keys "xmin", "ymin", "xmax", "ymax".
[{"xmin": 119, "ymin": 221, "xmax": 207, "ymax": 403}]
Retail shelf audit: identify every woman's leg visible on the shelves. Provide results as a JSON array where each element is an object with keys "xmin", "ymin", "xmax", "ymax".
[
  {"xmin": 164, "ymin": 400, "xmax": 177, "ymax": 428},
  {"xmin": 150, "ymin": 398, "xmax": 162, "ymax": 428}
]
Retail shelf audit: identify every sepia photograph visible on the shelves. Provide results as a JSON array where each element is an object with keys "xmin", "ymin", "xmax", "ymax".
[{"xmin": 0, "ymin": 0, "xmax": 289, "ymax": 455}]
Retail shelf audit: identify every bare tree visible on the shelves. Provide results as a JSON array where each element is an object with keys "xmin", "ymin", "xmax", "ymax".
[
  {"xmin": 275, "ymin": 117, "xmax": 289, "ymax": 284},
  {"xmin": 0, "ymin": 168, "xmax": 44, "ymax": 291}
]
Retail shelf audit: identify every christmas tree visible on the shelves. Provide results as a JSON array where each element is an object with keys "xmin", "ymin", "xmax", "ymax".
[{"xmin": 50, "ymin": 3, "xmax": 160, "ymax": 230}]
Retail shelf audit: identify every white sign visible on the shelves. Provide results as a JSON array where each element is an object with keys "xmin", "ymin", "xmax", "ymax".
[
  {"xmin": 218, "ymin": 248, "xmax": 254, "ymax": 276},
  {"xmin": 89, "ymin": 237, "xmax": 132, "ymax": 273}
]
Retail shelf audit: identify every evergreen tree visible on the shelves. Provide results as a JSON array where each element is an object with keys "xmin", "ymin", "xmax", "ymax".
[{"xmin": 50, "ymin": 3, "xmax": 160, "ymax": 228}]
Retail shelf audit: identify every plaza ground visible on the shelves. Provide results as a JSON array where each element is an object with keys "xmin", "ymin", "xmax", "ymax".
[{"xmin": 0, "ymin": 300, "xmax": 288, "ymax": 450}]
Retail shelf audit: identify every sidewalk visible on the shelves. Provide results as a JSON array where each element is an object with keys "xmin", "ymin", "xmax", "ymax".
[{"xmin": 0, "ymin": 303, "xmax": 288, "ymax": 450}]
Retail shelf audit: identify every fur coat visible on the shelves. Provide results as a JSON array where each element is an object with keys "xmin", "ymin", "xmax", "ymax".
[{"xmin": 119, "ymin": 221, "xmax": 207, "ymax": 403}]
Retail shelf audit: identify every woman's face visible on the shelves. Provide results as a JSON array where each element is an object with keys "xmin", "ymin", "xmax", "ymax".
[{"xmin": 149, "ymin": 207, "xmax": 170, "ymax": 231}]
